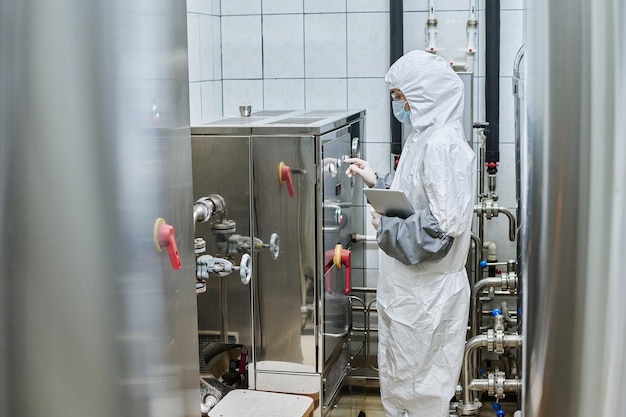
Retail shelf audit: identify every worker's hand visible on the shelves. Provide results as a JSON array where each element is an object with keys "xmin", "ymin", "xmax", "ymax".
[
  {"xmin": 344, "ymin": 157, "xmax": 377, "ymax": 187},
  {"xmin": 370, "ymin": 208, "xmax": 381, "ymax": 231}
]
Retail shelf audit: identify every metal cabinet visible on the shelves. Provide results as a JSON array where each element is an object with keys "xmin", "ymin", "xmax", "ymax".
[{"xmin": 191, "ymin": 109, "xmax": 365, "ymax": 416}]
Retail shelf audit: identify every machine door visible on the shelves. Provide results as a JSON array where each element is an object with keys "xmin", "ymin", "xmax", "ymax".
[
  {"xmin": 251, "ymin": 135, "xmax": 318, "ymax": 372},
  {"xmin": 191, "ymin": 135, "xmax": 253, "ymax": 377},
  {"xmin": 320, "ymin": 128, "xmax": 353, "ymax": 363},
  {"xmin": 321, "ymin": 128, "xmax": 353, "ymax": 250}
]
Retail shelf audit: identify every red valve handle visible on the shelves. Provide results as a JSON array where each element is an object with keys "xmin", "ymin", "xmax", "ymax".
[
  {"xmin": 325, "ymin": 246, "xmax": 353, "ymax": 295},
  {"xmin": 154, "ymin": 218, "xmax": 181, "ymax": 270},
  {"xmin": 333, "ymin": 245, "xmax": 351, "ymax": 296},
  {"xmin": 279, "ymin": 162, "xmax": 295, "ymax": 197}
]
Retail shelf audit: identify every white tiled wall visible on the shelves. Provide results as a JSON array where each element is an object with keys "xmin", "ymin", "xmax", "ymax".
[
  {"xmin": 186, "ymin": 0, "xmax": 525, "ymax": 288},
  {"xmin": 187, "ymin": 0, "xmax": 221, "ymax": 124}
]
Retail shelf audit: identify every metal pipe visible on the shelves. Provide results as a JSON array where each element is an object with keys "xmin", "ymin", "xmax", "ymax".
[
  {"xmin": 350, "ymin": 286, "xmax": 377, "ymax": 293},
  {"xmin": 465, "ymin": 0, "xmax": 478, "ymax": 70},
  {"xmin": 366, "ymin": 298, "xmax": 379, "ymax": 372},
  {"xmin": 460, "ymin": 334, "xmax": 522, "ymax": 414},
  {"xmin": 352, "ymin": 234, "xmax": 376, "ymax": 242},
  {"xmin": 193, "ymin": 194, "xmax": 226, "ymax": 224},
  {"xmin": 470, "ymin": 277, "xmax": 503, "ymax": 337},
  {"xmin": 498, "ymin": 207, "xmax": 517, "ymax": 241},
  {"xmin": 468, "ymin": 378, "xmax": 522, "ymax": 392},
  {"xmin": 470, "ymin": 233, "xmax": 482, "ymax": 286},
  {"xmin": 426, "ymin": 0, "xmax": 438, "ymax": 53}
]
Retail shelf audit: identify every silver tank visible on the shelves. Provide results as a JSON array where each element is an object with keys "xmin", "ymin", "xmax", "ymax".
[
  {"xmin": 0, "ymin": 1, "xmax": 199, "ymax": 417},
  {"xmin": 524, "ymin": 0, "xmax": 626, "ymax": 415}
]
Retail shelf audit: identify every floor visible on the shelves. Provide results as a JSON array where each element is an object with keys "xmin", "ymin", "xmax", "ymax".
[{"xmin": 336, "ymin": 382, "xmax": 519, "ymax": 417}]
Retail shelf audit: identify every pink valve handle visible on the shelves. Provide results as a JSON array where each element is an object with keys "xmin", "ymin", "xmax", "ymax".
[
  {"xmin": 155, "ymin": 219, "xmax": 181, "ymax": 270},
  {"xmin": 278, "ymin": 162, "xmax": 295, "ymax": 197}
]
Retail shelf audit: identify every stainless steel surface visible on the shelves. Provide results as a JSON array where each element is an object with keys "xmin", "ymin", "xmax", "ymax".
[
  {"xmin": 193, "ymin": 109, "xmax": 366, "ymax": 136},
  {"xmin": 192, "ymin": 135, "xmax": 253, "ymax": 356},
  {"xmin": 191, "ymin": 110, "xmax": 365, "ymax": 415},
  {"xmin": 525, "ymin": 0, "xmax": 626, "ymax": 415},
  {"xmin": 0, "ymin": 0, "xmax": 198, "ymax": 416},
  {"xmin": 252, "ymin": 133, "xmax": 317, "ymax": 367}
]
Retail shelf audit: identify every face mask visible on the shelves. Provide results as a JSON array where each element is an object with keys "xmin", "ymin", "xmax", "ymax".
[{"xmin": 392, "ymin": 100, "xmax": 411, "ymax": 124}]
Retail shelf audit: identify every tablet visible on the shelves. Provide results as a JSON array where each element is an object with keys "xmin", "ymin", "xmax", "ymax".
[{"xmin": 363, "ymin": 188, "xmax": 415, "ymax": 218}]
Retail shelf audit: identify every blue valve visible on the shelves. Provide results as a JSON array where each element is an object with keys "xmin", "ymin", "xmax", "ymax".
[
  {"xmin": 492, "ymin": 308, "xmax": 502, "ymax": 316},
  {"xmin": 497, "ymin": 410, "xmax": 505, "ymax": 417},
  {"xmin": 492, "ymin": 402, "xmax": 502, "ymax": 410},
  {"xmin": 479, "ymin": 260, "xmax": 488, "ymax": 269}
]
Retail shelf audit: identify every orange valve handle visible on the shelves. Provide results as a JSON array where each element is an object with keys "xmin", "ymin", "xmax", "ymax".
[
  {"xmin": 278, "ymin": 162, "xmax": 295, "ymax": 197},
  {"xmin": 154, "ymin": 218, "xmax": 181, "ymax": 270}
]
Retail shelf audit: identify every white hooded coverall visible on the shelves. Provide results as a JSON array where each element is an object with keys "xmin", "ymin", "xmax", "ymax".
[{"xmin": 375, "ymin": 51, "xmax": 476, "ymax": 417}]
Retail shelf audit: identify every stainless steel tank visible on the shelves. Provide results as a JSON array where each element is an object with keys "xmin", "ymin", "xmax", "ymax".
[
  {"xmin": 191, "ymin": 109, "xmax": 365, "ymax": 416},
  {"xmin": 524, "ymin": 0, "xmax": 626, "ymax": 415},
  {"xmin": 0, "ymin": 1, "xmax": 199, "ymax": 416}
]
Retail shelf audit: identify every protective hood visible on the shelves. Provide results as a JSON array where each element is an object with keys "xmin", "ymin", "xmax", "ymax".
[{"xmin": 385, "ymin": 50, "xmax": 464, "ymax": 135}]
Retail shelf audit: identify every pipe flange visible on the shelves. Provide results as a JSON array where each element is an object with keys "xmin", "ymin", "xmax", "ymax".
[
  {"xmin": 495, "ymin": 329, "xmax": 505, "ymax": 353},
  {"xmin": 487, "ymin": 329, "xmax": 495, "ymax": 352},
  {"xmin": 507, "ymin": 273, "xmax": 518, "ymax": 292},
  {"xmin": 194, "ymin": 237, "xmax": 206, "ymax": 254},
  {"xmin": 487, "ymin": 373, "xmax": 496, "ymax": 396},
  {"xmin": 457, "ymin": 399, "xmax": 482, "ymax": 416},
  {"xmin": 495, "ymin": 371, "xmax": 506, "ymax": 399},
  {"xmin": 207, "ymin": 194, "xmax": 226, "ymax": 214},
  {"xmin": 211, "ymin": 219, "xmax": 237, "ymax": 234}
]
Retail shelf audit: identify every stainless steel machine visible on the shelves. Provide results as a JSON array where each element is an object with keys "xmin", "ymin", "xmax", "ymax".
[{"xmin": 191, "ymin": 109, "xmax": 365, "ymax": 416}]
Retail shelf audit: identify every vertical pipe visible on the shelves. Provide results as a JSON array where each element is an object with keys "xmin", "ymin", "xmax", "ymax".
[
  {"xmin": 485, "ymin": 0, "xmax": 500, "ymax": 164},
  {"xmin": 389, "ymin": 0, "xmax": 403, "ymax": 155},
  {"xmin": 426, "ymin": 0, "xmax": 438, "ymax": 53}
]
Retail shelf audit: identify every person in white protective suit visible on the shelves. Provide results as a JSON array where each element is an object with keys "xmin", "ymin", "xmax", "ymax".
[{"xmin": 345, "ymin": 50, "xmax": 476, "ymax": 417}]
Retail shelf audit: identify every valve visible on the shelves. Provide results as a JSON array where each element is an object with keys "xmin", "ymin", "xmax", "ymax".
[
  {"xmin": 196, "ymin": 254, "xmax": 252, "ymax": 285},
  {"xmin": 153, "ymin": 218, "xmax": 181, "ymax": 270},
  {"xmin": 279, "ymin": 162, "xmax": 295, "ymax": 197},
  {"xmin": 239, "ymin": 253, "xmax": 252, "ymax": 284},
  {"xmin": 193, "ymin": 194, "xmax": 226, "ymax": 224},
  {"xmin": 267, "ymin": 233, "xmax": 280, "ymax": 260}
]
